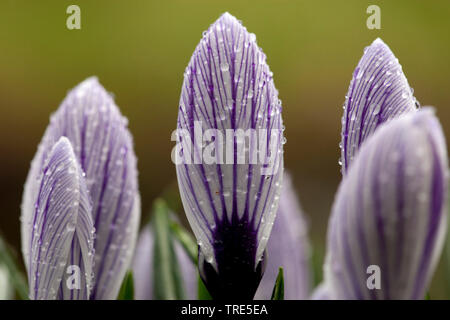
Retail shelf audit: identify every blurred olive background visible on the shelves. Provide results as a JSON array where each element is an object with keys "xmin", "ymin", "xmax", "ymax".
[{"xmin": 1, "ymin": 0, "xmax": 450, "ymax": 298}]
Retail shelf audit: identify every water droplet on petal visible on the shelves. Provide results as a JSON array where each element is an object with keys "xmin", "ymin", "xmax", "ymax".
[
  {"xmin": 220, "ymin": 62, "xmax": 229, "ymax": 72},
  {"xmin": 372, "ymin": 104, "xmax": 381, "ymax": 115}
]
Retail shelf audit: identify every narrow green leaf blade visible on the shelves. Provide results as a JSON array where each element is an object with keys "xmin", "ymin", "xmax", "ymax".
[
  {"xmin": 170, "ymin": 221, "xmax": 197, "ymax": 265},
  {"xmin": 153, "ymin": 199, "xmax": 185, "ymax": 300},
  {"xmin": 169, "ymin": 220, "xmax": 213, "ymax": 299},
  {"xmin": 117, "ymin": 270, "xmax": 134, "ymax": 300},
  {"xmin": 197, "ymin": 273, "xmax": 212, "ymax": 300},
  {"xmin": 271, "ymin": 267, "xmax": 284, "ymax": 300},
  {"xmin": 0, "ymin": 235, "xmax": 28, "ymax": 300}
]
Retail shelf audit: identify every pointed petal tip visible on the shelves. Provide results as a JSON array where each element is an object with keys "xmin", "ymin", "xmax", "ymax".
[
  {"xmin": 208, "ymin": 12, "xmax": 244, "ymax": 34},
  {"xmin": 371, "ymin": 37, "xmax": 386, "ymax": 46},
  {"xmin": 74, "ymin": 76, "xmax": 100, "ymax": 90},
  {"xmin": 367, "ymin": 38, "xmax": 396, "ymax": 58},
  {"xmin": 218, "ymin": 12, "xmax": 238, "ymax": 23},
  {"xmin": 82, "ymin": 75, "xmax": 99, "ymax": 83},
  {"xmin": 220, "ymin": 11, "xmax": 233, "ymax": 18},
  {"xmin": 68, "ymin": 76, "xmax": 117, "ymax": 105},
  {"xmin": 53, "ymin": 136, "xmax": 73, "ymax": 152}
]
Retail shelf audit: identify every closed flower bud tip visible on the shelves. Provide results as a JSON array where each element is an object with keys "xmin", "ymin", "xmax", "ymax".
[{"xmin": 341, "ymin": 38, "xmax": 417, "ymax": 173}]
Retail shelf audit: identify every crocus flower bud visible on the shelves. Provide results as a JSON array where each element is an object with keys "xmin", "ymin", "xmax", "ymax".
[
  {"xmin": 325, "ymin": 109, "xmax": 448, "ymax": 299},
  {"xmin": 132, "ymin": 224, "xmax": 197, "ymax": 300},
  {"xmin": 21, "ymin": 78, "xmax": 140, "ymax": 299},
  {"xmin": 254, "ymin": 174, "xmax": 310, "ymax": 300},
  {"xmin": 340, "ymin": 38, "xmax": 418, "ymax": 173},
  {"xmin": 28, "ymin": 137, "xmax": 95, "ymax": 299},
  {"xmin": 175, "ymin": 13, "xmax": 284, "ymax": 299}
]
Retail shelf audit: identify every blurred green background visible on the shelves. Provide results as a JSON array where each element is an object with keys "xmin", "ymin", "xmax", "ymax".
[{"xmin": 1, "ymin": 0, "xmax": 450, "ymax": 298}]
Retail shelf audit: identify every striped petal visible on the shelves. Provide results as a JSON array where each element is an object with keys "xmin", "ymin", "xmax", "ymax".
[
  {"xmin": 21, "ymin": 77, "xmax": 140, "ymax": 299},
  {"xmin": 254, "ymin": 173, "xmax": 311, "ymax": 300},
  {"xmin": 132, "ymin": 225, "xmax": 197, "ymax": 300},
  {"xmin": 28, "ymin": 137, "xmax": 94, "ymax": 300},
  {"xmin": 176, "ymin": 12, "xmax": 284, "ymax": 299},
  {"xmin": 325, "ymin": 109, "xmax": 448, "ymax": 299},
  {"xmin": 340, "ymin": 38, "xmax": 418, "ymax": 173}
]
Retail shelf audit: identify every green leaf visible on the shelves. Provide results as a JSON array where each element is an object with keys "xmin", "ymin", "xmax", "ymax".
[
  {"xmin": 169, "ymin": 219, "xmax": 214, "ymax": 299},
  {"xmin": 311, "ymin": 242, "xmax": 325, "ymax": 287},
  {"xmin": 152, "ymin": 198, "xmax": 185, "ymax": 300},
  {"xmin": 425, "ymin": 292, "xmax": 431, "ymax": 300},
  {"xmin": 271, "ymin": 267, "xmax": 284, "ymax": 300},
  {"xmin": 170, "ymin": 221, "xmax": 197, "ymax": 265},
  {"xmin": 0, "ymin": 235, "xmax": 28, "ymax": 300},
  {"xmin": 197, "ymin": 273, "xmax": 212, "ymax": 300},
  {"xmin": 117, "ymin": 270, "xmax": 134, "ymax": 300}
]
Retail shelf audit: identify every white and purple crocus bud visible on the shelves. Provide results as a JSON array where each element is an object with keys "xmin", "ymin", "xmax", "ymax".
[
  {"xmin": 340, "ymin": 38, "xmax": 418, "ymax": 173},
  {"xmin": 324, "ymin": 109, "xmax": 448, "ymax": 299},
  {"xmin": 175, "ymin": 13, "xmax": 284, "ymax": 299},
  {"xmin": 132, "ymin": 225, "xmax": 197, "ymax": 300},
  {"xmin": 317, "ymin": 39, "xmax": 449, "ymax": 300},
  {"xmin": 21, "ymin": 77, "xmax": 140, "ymax": 300},
  {"xmin": 254, "ymin": 174, "xmax": 310, "ymax": 300}
]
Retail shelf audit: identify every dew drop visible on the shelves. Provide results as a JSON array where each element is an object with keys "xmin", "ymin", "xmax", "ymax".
[
  {"xmin": 372, "ymin": 104, "xmax": 381, "ymax": 115},
  {"xmin": 220, "ymin": 62, "xmax": 229, "ymax": 72}
]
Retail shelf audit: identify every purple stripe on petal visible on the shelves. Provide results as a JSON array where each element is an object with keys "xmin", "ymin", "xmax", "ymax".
[
  {"xmin": 21, "ymin": 77, "xmax": 140, "ymax": 300},
  {"xmin": 176, "ymin": 12, "xmax": 284, "ymax": 299},
  {"xmin": 28, "ymin": 137, "xmax": 94, "ymax": 300},
  {"xmin": 132, "ymin": 225, "xmax": 197, "ymax": 300},
  {"xmin": 254, "ymin": 174, "xmax": 311, "ymax": 300},
  {"xmin": 340, "ymin": 38, "xmax": 417, "ymax": 174},
  {"xmin": 325, "ymin": 109, "xmax": 448, "ymax": 300}
]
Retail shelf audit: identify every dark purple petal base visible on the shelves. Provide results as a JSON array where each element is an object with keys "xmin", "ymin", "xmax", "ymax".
[{"xmin": 199, "ymin": 218, "xmax": 265, "ymax": 300}]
